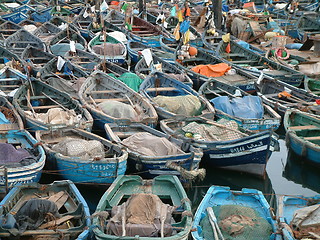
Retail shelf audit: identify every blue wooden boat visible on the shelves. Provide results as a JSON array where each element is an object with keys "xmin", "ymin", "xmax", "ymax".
[
  {"xmin": 0, "ymin": 67, "xmax": 28, "ymax": 97},
  {"xmin": 127, "ymin": 40, "xmax": 175, "ymax": 64},
  {"xmin": 33, "ymin": 21, "xmax": 61, "ymax": 46},
  {"xmin": 1, "ymin": 11, "xmax": 28, "ymax": 24},
  {"xmin": 0, "ymin": 130, "xmax": 45, "ymax": 195},
  {"xmin": 21, "ymin": 46, "xmax": 55, "ymax": 76},
  {"xmin": 12, "ymin": 3, "xmax": 35, "ymax": 14},
  {"xmin": 256, "ymin": 77, "xmax": 320, "ymax": 116},
  {"xmin": 13, "ymin": 79, "xmax": 93, "ymax": 132},
  {"xmin": 284, "ymin": 109, "xmax": 320, "ymax": 165},
  {"xmin": 128, "ymin": 16, "xmax": 169, "ymax": 47},
  {"xmin": 198, "ymin": 78, "xmax": 281, "ymax": 131},
  {"xmin": 35, "ymin": 128, "xmax": 128, "ymax": 184},
  {"xmin": 79, "ymin": 70, "xmax": 158, "ymax": 130},
  {"xmin": 216, "ymin": 40, "xmax": 305, "ymax": 87},
  {"xmin": 288, "ymin": 14, "xmax": 320, "ymax": 42},
  {"xmin": 160, "ymin": 117, "xmax": 279, "ymax": 178},
  {"xmin": 139, "ymin": 71, "xmax": 215, "ymax": 120},
  {"xmin": 175, "ymin": 46, "xmax": 257, "ymax": 91},
  {"xmin": 4, "ymin": 29, "xmax": 46, "ymax": 57},
  {"xmin": 0, "ymin": 21, "xmax": 21, "ymax": 41},
  {"xmin": 88, "ymin": 31, "xmax": 127, "ymax": 65},
  {"xmin": 92, "ymin": 175, "xmax": 192, "ymax": 239},
  {"xmin": 192, "ymin": 186, "xmax": 281, "ymax": 240},
  {"xmin": 64, "ymin": 48, "xmax": 102, "ymax": 74},
  {"xmin": 0, "ymin": 180, "xmax": 91, "ymax": 239},
  {"xmin": 72, "ymin": 7, "xmax": 95, "ymax": 40},
  {"xmin": 134, "ymin": 52, "xmax": 193, "ymax": 87},
  {"xmin": 105, "ymin": 122, "xmax": 204, "ymax": 181},
  {"xmin": 0, "ymin": 96, "xmax": 24, "ymax": 131},
  {"xmin": 277, "ymin": 194, "xmax": 320, "ymax": 240}
]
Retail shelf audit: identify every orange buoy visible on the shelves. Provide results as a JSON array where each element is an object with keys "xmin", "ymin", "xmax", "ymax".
[{"xmin": 188, "ymin": 46, "xmax": 198, "ymax": 56}]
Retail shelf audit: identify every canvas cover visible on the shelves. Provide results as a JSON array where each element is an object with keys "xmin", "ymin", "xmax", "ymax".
[
  {"xmin": 107, "ymin": 193, "xmax": 176, "ymax": 237},
  {"xmin": 98, "ymin": 100, "xmax": 142, "ymax": 121},
  {"xmin": 50, "ymin": 43, "xmax": 85, "ymax": 56},
  {"xmin": 46, "ymin": 77, "xmax": 86, "ymax": 99},
  {"xmin": 92, "ymin": 43, "xmax": 124, "ymax": 56},
  {"xmin": 0, "ymin": 143, "xmax": 33, "ymax": 166},
  {"xmin": 153, "ymin": 95, "xmax": 202, "ymax": 116},
  {"xmin": 117, "ymin": 72, "xmax": 143, "ymax": 92},
  {"xmin": 210, "ymin": 96, "xmax": 264, "ymax": 119},
  {"xmin": 191, "ymin": 63, "xmax": 231, "ymax": 78},
  {"xmin": 52, "ymin": 137, "xmax": 105, "ymax": 159},
  {"xmin": 122, "ymin": 132, "xmax": 184, "ymax": 156},
  {"xmin": 25, "ymin": 108, "xmax": 81, "ymax": 126}
]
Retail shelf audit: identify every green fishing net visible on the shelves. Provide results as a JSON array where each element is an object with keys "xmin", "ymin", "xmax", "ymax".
[{"xmin": 199, "ymin": 205, "xmax": 272, "ymax": 240}]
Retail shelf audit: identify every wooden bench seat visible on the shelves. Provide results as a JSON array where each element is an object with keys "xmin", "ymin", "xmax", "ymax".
[
  {"xmin": 288, "ymin": 125, "xmax": 319, "ymax": 130},
  {"xmin": 304, "ymin": 136, "xmax": 320, "ymax": 141},
  {"xmin": 146, "ymin": 87, "xmax": 179, "ymax": 92}
]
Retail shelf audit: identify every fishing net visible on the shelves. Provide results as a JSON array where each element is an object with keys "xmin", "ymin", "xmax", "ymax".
[
  {"xmin": 106, "ymin": 193, "xmax": 176, "ymax": 237},
  {"xmin": 153, "ymin": 95, "xmax": 202, "ymax": 116},
  {"xmin": 92, "ymin": 43, "xmax": 125, "ymax": 56},
  {"xmin": 200, "ymin": 205, "xmax": 273, "ymax": 240},
  {"xmin": 52, "ymin": 137, "xmax": 105, "ymax": 159},
  {"xmin": 122, "ymin": 132, "xmax": 184, "ymax": 156},
  {"xmin": 181, "ymin": 119, "xmax": 243, "ymax": 141},
  {"xmin": 98, "ymin": 100, "xmax": 141, "ymax": 121},
  {"xmin": 290, "ymin": 204, "xmax": 320, "ymax": 239}
]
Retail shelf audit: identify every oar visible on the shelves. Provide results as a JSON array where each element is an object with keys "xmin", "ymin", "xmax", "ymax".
[
  {"xmin": 206, "ymin": 207, "xmax": 218, "ymax": 239},
  {"xmin": 207, "ymin": 207, "xmax": 225, "ymax": 240}
]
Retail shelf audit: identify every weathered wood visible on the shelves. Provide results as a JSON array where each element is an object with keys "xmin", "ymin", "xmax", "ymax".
[
  {"xmin": 288, "ymin": 125, "xmax": 318, "ymax": 130},
  {"xmin": 146, "ymin": 87, "xmax": 178, "ymax": 92},
  {"xmin": 38, "ymin": 215, "xmax": 74, "ymax": 229},
  {"xmin": 304, "ymin": 136, "xmax": 320, "ymax": 141},
  {"xmin": 32, "ymin": 105, "xmax": 60, "ymax": 110}
]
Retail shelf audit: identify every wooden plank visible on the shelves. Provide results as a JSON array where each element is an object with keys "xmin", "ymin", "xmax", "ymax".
[
  {"xmin": 89, "ymin": 90, "xmax": 120, "ymax": 94},
  {"xmin": 146, "ymin": 87, "xmax": 178, "ymax": 92},
  {"xmin": 288, "ymin": 125, "xmax": 318, "ymax": 130},
  {"xmin": 0, "ymin": 124, "xmax": 18, "ymax": 131},
  {"xmin": 88, "ymin": 98, "xmax": 127, "ymax": 103},
  {"xmin": 32, "ymin": 105, "xmax": 60, "ymax": 110},
  {"xmin": 48, "ymin": 191, "xmax": 69, "ymax": 210},
  {"xmin": 39, "ymin": 215, "xmax": 74, "ymax": 229},
  {"xmin": 304, "ymin": 136, "xmax": 320, "ymax": 141}
]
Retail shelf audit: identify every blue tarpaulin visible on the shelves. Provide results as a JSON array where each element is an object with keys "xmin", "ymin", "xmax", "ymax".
[{"xmin": 210, "ymin": 96, "xmax": 264, "ymax": 119}]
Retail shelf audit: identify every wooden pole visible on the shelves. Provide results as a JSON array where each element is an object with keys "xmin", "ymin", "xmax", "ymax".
[{"xmin": 212, "ymin": 0, "xmax": 222, "ymax": 29}]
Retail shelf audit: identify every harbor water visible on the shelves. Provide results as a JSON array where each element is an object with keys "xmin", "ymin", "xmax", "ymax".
[{"xmin": 39, "ymin": 125, "xmax": 320, "ymax": 214}]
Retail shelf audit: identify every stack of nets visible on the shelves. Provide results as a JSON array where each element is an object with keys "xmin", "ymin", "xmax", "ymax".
[
  {"xmin": 153, "ymin": 95, "xmax": 202, "ymax": 116},
  {"xmin": 52, "ymin": 137, "xmax": 105, "ymax": 160},
  {"xmin": 92, "ymin": 43, "xmax": 125, "ymax": 56},
  {"xmin": 200, "ymin": 205, "xmax": 273, "ymax": 240},
  {"xmin": 182, "ymin": 119, "xmax": 243, "ymax": 141}
]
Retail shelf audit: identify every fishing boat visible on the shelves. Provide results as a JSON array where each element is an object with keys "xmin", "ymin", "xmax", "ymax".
[
  {"xmin": 256, "ymin": 77, "xmax": 320, "ymax": 116},
  {"xmin": 49, "ymin": 27, "xmax": 87, "ymax": 56},
  {"xmin": 288, "ymin": 14, "xmax": 320, "ymax": 42},
  {"xmin": 127, "ymin": 40, "xmax": 175, "ymax": 64},
  {"xmin": 78, "ymin": 70, "xmax": 158, "ymax": 130},
  {"xmin": 12, "ymin": 79, "xmax": 93, "ymax": 131},
  {"xmin": 4, "ymin": 29, "xmax": 46, "ymax": 57},
  {"xmin": 0, "ymin": 67, "xmax": 28, "ymax": 97},
  {"xmin": 33, "ymin": 21, "xmax": 61, "ymax": 46},
  {"xmin": 0, "ymin": 129, "xmax": 45, "ymax": 195},
  {"xmin": 105, "ymin": 122, "xmax": 204, "ymax": 181},
  {"xmin": 35, "ymin": 128, "xmax": 128, "ymax": 184},
  {"xmin": 277, "ymin": 194, "xmax": 320, "ymax": 240},
  {"xmin": 192, "ymin": 185, "xmax": 280, "ymax": 240},
  {"xmin": 175, "ymin": 45, "xmax": 257, "ymax": 91},
  {"xmin": 72, "ymin": 7, "xmax": 95, "ymax": 40},
  {"xmin": 139, "ymin": 71, "xmax": 215, "ymax": 120},
  {"xmin": 39, "ymin": 56, "xmax": 88, "ymax": 98},
  {"xmin": 64, "ymin": 48, "xmax": 102, "ymax": 73},
  {"xmin": 88, "ymin": 31, "xmax": 127, "ymax": 65},
  {"xmin": 0, "ymin": 21, "xmax": 21, "ymax": 43},
  {"xmin": 0, "ymin": 180, "xmax": 91, "ymax": 239},
  {"xmin": 0, "ymin": 11, "xmax": 28, "ymax": 24},
  {"xmin": 127, "ymin": 16, "xmax": 169, "ymax": 47},
  {"xmin": 160, "ymin": 117, "xmax": 278, "ymax": 177},
  {"xmin": 0, "ymin": 96, "xmax": 24, "ymax": 131},
  {"xmin": 21, "ymin": 46, "xmax": 55, "ymax": 76},
  {"xmin": 104, "ymin": 9, "xmax": 125, "ymax": 29},
  {"xmin": 134, "ymin": 52, "xmax": 193, "ymax": 87},
  {"xmin": 283, "ymin": 109, "xmax": 320, "ymax": 165},
  {"xmin": 198, "ymin": 78, "xmax": 281, "ymax": 131},
  {"xmin": 92, "ymin": 175, "xmax": 192, "ymax": 239},
  {"xmin": 305, "ymin": 77, "xmax": 320, "ymax": 96},
  {"xmin": 216, "ymin": 40, "xmax": 305, "ymax": 87}
]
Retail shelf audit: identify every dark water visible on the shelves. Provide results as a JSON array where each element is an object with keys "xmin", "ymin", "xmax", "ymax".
[{"xmin": 40, "ymin": 127, "xmax": 320, "ymax": 214}]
